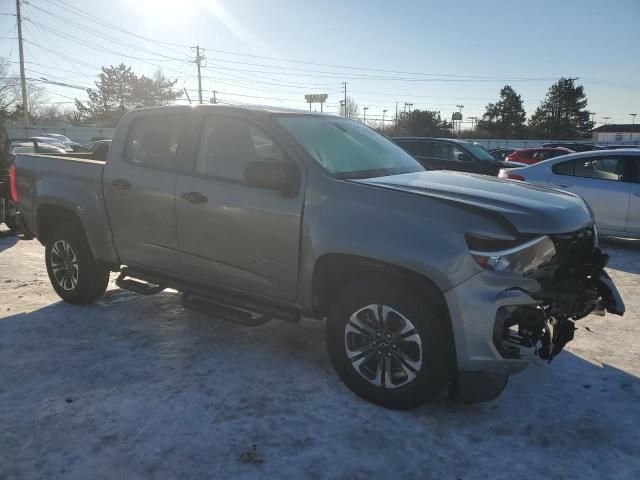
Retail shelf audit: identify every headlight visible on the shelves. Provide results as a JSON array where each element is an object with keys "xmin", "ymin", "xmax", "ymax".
[{"xmin": 466, "ymin": 234, "xmax": 556, "ymax": 274}]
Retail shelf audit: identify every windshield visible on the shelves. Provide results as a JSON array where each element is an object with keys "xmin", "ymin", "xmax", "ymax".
[
  {"xmin": 464, "ymin": 142, "xmax": 498, "ymax": 162},
  {"xmin": 276, "ymin": 115, "xmax": 423, "ymax": 178}
]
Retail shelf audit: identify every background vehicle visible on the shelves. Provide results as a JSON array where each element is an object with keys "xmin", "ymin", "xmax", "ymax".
[
  {"xmin": 42, "ymin": 133, "xmax": 91, "ymax": 153},
  {"xmin": 505, "ymin": 147, "xmax": 573, "ymax": 165},
  {"xmin": 488, "ymin": 148, "xmax": 516, "ymax": 161},
  {"xmin": 86, "ymin": 139, "xmax": 111, "ymax": 161},
  {"xmin": 499, "ymin": 149, "xmax": 640, "ymax": 238},
  {"xmin": 392, "ymin": 137, "xmax": 518, "ymax": 175},
  {"xmin": 13, "ymin": 105, "xmax": 623, "ymax": 409},
  {"xmin": 542, "ymin": 142, "xmax": 606, "ymax": 152},
  {"xmin": 0, "ymin": 123, "xmax": 13, "ymax": 231},
  {"xmin": 42, "ymin": 133, "xmax": 72, "ymax": 144}
]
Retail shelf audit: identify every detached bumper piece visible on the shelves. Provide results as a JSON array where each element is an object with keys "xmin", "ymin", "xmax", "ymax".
[{"xmin": 494, "ymin": 240, "xmax": 625, "ymax": 363}]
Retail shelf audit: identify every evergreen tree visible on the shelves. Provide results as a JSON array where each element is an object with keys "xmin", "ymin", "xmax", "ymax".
[
  {"xmin": 476, "ymin": 85, "xmax": 527, "ymax": 138},
  {"xmin": 529, "ymin": 77, "xmax": 594, "ymax": 139}
]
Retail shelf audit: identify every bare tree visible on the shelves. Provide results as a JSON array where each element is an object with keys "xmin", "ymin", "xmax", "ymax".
[
  {"xmin": 344, "ymin": 96, "xmax": 359, "ymax": 120},
  {"xmin": 0, "ymin": 58, "xmax": 20, "ymax": 117},
  {"xmin": 63, "ymin": 108, "xmax": 84, "ymax": 126}
]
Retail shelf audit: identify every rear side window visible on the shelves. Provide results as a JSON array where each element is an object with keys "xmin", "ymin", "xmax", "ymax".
[
  {"xmin": 552, "ymin": 160, "xmax": 574, "ymax": 175},
  {"xmin": 396, "ymin": 141, "xmax": 430, "ymax": 157},
  {"xmin": 125, "ymin": 114, "xmax": 186, "ymax": 170},
  {"xmin": 196, "ymin": 116, "xmax": 285, "ymax": 181}
]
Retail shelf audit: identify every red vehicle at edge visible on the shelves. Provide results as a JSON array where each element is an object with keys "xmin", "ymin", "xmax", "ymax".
[{"xmin": 505, "ymin": 147, "xmax": 573, "ymax": 165}]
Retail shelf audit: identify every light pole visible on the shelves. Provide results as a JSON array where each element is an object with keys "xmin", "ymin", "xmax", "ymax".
[
  {"xmin": 363, "ymin": 107, "xmax": 368, "ymax": 124},
  {"xmin": 630, "ymin": 113, "xmax": 637, "ymax": 143},
  {"xmin": 382, "ymin": 109, "xmax": 387, "ymax": 130},
  {"xmin": 602, "ymin": 116, "xmax": 611, "ymax": 143}
]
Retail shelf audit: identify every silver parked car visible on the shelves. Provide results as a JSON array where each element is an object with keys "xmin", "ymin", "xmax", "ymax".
[{"xmin": 499, "ymin": 150, "xmax": 640, "ymax": 238}]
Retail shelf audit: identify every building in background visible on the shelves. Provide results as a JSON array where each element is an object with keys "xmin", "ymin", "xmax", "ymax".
[{"xmin": 591, "ymin": 124, "xmax": 639, "ymax": 144}]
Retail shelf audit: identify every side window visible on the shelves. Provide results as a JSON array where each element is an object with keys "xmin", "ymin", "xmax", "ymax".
[
  {"xmin": 396, "ymin": 141, "xmax": 427, "ymax": 157},
  {"xmin": 125, "ymin": 114, "xmax": 185, "ymax": 170},
  {"xmin": 552, "ymin": 160, "xmax": 574, "ymax": 176},
  {"xmin": 432, "ymin": 143, "xmax": 465, "ymax": 162},
  {"xmin": 196, "ymin": 116, "xmax": 285, "ymax": 181},
  {"xmin": 573, "ymin": 157, "xmax": 625, "ymax": 181}
]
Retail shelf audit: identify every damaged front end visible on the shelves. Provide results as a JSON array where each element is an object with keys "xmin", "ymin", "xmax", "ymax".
[{"xmin": 493, "ymin": 226, "xmax": 625, "ymax": 363}]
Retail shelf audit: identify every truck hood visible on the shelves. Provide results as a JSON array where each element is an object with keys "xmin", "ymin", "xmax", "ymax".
[{"xmin": 352, "ymin": 170, "xmax": 592, "ymax": 234}]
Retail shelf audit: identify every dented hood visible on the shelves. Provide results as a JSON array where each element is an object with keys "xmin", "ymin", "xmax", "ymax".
[{"xmin": 353, "ymin": 170, "xmax": 592, "ymax": 234}]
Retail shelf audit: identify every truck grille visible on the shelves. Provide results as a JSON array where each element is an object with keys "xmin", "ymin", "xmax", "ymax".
[{"xmin": 551, "ymin": 225, "xmax": 596, "ymax": 265}]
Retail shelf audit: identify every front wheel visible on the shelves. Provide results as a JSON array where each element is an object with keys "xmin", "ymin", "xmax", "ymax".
[
  {"xmin": 45, "ymin": 223, "xmax": 110, "ymax": 304},
  {"xmin": 326, "ymin": 277, "xmax": 454, "ymax": 410}
]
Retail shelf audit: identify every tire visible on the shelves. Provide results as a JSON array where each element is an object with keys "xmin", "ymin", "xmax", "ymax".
[
  {"xmin": 326, "ymin": 276, "xmax": 454, "ymax": 410},
  {"xmin": 45, "ymin": 223, "xmax": 110, "ymax": 304},
  {"xmin": 4, "ymin": 215, "xmax": 17, "ymax": 233}
]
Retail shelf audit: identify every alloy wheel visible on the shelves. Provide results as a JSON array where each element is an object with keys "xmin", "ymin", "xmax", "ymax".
[
  {"xmin": 50, "ymin": 240, "xmax": 79, "ymax": 291},
  {"xmin": 344, "ymin": 304, "xmax": 423, "ymax": 389}
]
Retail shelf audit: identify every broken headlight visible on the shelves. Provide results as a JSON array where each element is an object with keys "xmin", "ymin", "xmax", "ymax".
[{"xmin": 466, "ymin": 234, "xmax": 556, "ymax": 275}]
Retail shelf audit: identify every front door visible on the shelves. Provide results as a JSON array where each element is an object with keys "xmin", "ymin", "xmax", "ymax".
[
  {"xmin": 103, "ymin": 112, "xmax": 187, "ymax": 273},
  {"xmin": 549, "ymin": 155, "xmax": 630, "ymax": 233},
  {"xmin": 176, "ymin": 112, "xmax": 305, "ymax": 301},
  {"xmin": 625, "ymin": 156, "xmax": 640, "ymax": 234}
]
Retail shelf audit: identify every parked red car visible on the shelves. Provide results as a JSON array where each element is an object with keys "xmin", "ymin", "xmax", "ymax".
[{"xmin": 505, "ymin": 147, "xmax": 573, "ymax": 165}]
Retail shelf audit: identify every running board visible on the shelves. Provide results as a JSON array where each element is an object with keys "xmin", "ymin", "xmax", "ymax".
[
  {"xmin": 181, "ymin": 291, "xmax": 272, "ymax": 327},
  {"xmin": 116, "ymin": 271, "xmax": 166, "ymax": 295}
]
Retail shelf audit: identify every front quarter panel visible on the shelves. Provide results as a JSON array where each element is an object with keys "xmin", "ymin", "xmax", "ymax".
[{"xmin": 298, "ymin": 176, "xmax": 514, "ymax": 311}]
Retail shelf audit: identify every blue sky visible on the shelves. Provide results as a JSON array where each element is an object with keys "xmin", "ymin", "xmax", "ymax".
[{"xmin": 1, "ymin": 0, "xmax": 638, "ymax": 126}]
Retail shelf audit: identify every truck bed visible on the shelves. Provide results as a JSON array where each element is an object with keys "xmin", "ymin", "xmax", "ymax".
[{"xmin": 15, "ymin": 153, "xmax": 118, "ymax": 264}]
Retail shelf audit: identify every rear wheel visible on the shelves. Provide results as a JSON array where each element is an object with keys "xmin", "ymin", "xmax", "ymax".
[
  {"xmin": 326, "ymin": 276, "xmax": 454, "ymax": 410},
  {"xmin": 45, "ymin": 223, "xmax": 110, "ymax": 304}
]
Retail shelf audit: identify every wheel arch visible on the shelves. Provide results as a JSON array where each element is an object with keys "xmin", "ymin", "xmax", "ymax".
[{"xmin": 311, "ymin": 253, "xmax": 447, "ymax": 318}]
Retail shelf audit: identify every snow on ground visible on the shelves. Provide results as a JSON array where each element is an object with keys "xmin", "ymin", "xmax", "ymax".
[{"xmin": 0, "ymin": 228, "xmax": 638, "ymax": 480}]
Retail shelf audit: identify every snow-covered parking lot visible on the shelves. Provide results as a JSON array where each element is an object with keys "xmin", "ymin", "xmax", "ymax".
[{"xmin": 1, "ymin": 227, "xmax": 639, "ymax": 480}]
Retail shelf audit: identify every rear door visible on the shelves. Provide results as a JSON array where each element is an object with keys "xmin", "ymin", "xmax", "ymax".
[
  {"xmin": 549, "ymin": 155, "xmax": 631, "ymax": 233},
  {"xmin": 103, "ymin": 112, "xmax": 187, "ymax": 273},
  {"xmin": 175, "ymin": 111, "xmax": 305, "ymax": 301},
  {"xmin": 625, "ymin": 156, "xmax": 640, "ymax": 234}
]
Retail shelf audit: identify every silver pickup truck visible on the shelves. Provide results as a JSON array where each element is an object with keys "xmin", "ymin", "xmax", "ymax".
[{"xmin": 13, "ymin": 105, "xmax": 624, "ymax": 409}]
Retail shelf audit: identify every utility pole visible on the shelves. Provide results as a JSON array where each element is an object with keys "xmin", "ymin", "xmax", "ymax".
[
  {"xmin": 382, "ymin": 109, "xmax": 387, "ymax": 130},
  {"xmin": 602, "ymin": 116, "xmax": 611, "ymax": 143},
  {"xmin": 342, "ymin": 82, "xmax": 347, "ymax": 117},
  {"xmin": 469, "ymin": 116, "xmax": 478, "ymax": 131},
  {"xmin": 395, "ymin": 101, "xmax": 398, "ymax": 126},
  {"xmin": 16, "ymin": 0, "xmax": 28, "ymax": 125},
  {"xmin": 194, "ymin": 46, "xmax": 205, "ymax": 104},
  {"xmin": 363, "ymin": 107, "xmax": 368, "ymax": 124},
  {"xmin": 183, "ymin": 88, "xmax": 192, "ymax": 104},
  {"xmin": 630, "ymin": 113, "xmax": 637, "ymax": 142}
]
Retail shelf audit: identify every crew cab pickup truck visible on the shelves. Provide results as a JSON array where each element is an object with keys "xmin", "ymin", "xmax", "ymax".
[{"xmin": 12, "ymin": 105, "xmax": 624, "ymax": 409}]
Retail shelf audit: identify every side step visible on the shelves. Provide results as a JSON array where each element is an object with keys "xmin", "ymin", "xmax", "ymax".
[
  {"xmin": 116, "ymin": 271, "xmax": 166, "ymax": 295},
  {"xmin": 181, "ymin": 291, "xmax": 272, "ymax": 327}
]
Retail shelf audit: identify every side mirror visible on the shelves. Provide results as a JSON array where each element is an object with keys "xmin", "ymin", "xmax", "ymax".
[
  {"xmin": 458, "ymin": 153, "xmax": 473, "ymax": 162},
  {"xmin": 244, "ymin": 160, "xmax": 299, "ymax": 195}
]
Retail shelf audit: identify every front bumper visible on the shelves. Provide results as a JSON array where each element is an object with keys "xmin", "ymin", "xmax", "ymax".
[{"xmin": 444, "ymin": 246, "xmax": 624, "ymax": 403}]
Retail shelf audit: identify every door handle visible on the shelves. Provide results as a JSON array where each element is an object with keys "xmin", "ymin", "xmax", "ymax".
[
  {"xmin": 555, "ymin": 183, "xmax": 572, "ymax": 188},
  {"xmin": 111, "ymin": 179, "xmax": 131, "ymax": 190},
  {"xmin": 180, "ymin": 191, "xmax": 208, "ymax": 204},
  {"xmin": 634, "ymin": 193, "xmax": 640, "ymax": 197}
]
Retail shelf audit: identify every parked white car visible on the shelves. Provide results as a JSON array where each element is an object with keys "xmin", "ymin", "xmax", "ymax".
[{"xmin": 499, "ymin": 149, "xmax": 640, "ymax": 238}]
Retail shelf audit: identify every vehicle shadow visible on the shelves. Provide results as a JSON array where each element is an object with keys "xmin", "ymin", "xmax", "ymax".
[
  {"xmin": 601, "ymin": 237, "xmax": 640, "ymax": 274},
  {"xmin": 0, "ymin": 229, "xmax": 18, "ymax": 252},
  {"xmin": 1, "ymin": 293, "xmax": 638, "ymax": 478}
]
